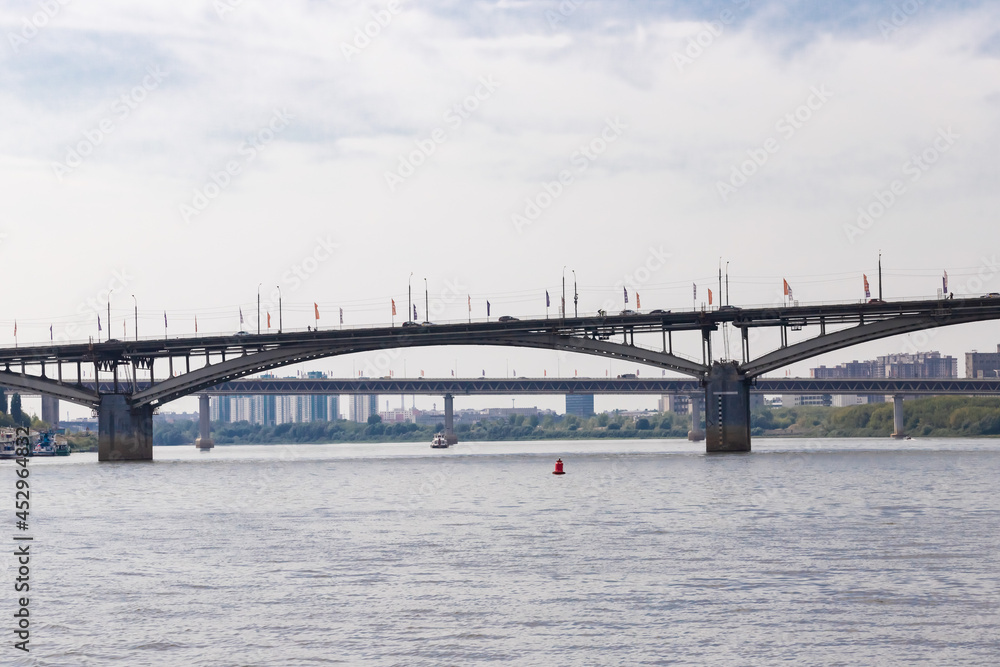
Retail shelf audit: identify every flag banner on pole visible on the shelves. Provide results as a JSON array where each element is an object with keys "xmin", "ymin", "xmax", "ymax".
[
  {"xmin": 267, "ymin": 312, "xmax": 271, "ymax": 328},
  {"xmin": 314, "ymin": 303, "xmax": 320, "ymax": 320},
  {"xmin": 164, "ymin": 311, "xmax": 168, "ymax": 328},
  {"xmin": 545, "ymin": 290, "xmax": 550, "ymax": 307},
  {"xmin": 943, "ymin": 270, "xmax": 948, "ymax": 293},
  {"xmin": 487, "ymin": 301, "xmax": 491, "ymax": 316},
  {"xmin": 239, "ymin": 308, "xmax": 244, "ymax": 324},
  {"xmin": 863, "ymin": 274, "xmax": 870, "ymax": 298},
  {"xmin": 413, "ymin": 304, "xmax": 417, "ymax": 320},
  {"xmin": 468, "ymin": 295, "xmax": 471, "ymax": 312},
  {"xmin": 339, "ymin": 308, "xmax": 344, "ymax": 324},
  {"xmin": 783, "ymin": 279, "xmax": 790, "ymax": 296},
  {"xmin": 692, "ymin": 283, "xmax": 696, "ymax": 299},
  {"xmin": 97, "ymin": 316, "xmax": 101, "ymax": 332},
  {"xmin": 50, "ymin": 325, "xmax": 53, "ymax": 340},
  {"xmin": 708, "ymin": 288, "xmax": 713, "ymax": 305},
  {"xmin": 623, "ymin": 287, "xmax": 628, "ymax": 303},
  {"xmin": 788, "ymin": 285, "xmax": 793, "ymax": 300},
  {"xmin": 636, "ymin": 293, "xmax": 641, "ymax": 309},
  {"xmin": 391, "ymin": 299, "xmax": 396, "ymax": 316},
  {"xmin": 195, "ymin": 316, "xmax": 198, "ymax": 333}
]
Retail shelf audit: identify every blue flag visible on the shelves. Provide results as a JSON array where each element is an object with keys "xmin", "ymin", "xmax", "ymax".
[
  {"xmin": 545, "ymin": 290, "xmax": 550, "ymax": 307},
  {"xmin": 413, "ymin": 303, "xmax": 418, "ymax": 320},
  {"xmin": 487, "ymin": 301, "xmax": 491, "ymax": 316},
  {"xmin": 98, "ymin": 315, "xmax": 102, "ymax": 331},
  {"xmin": 623, "ymin": 287, "xmax": 628, "ymax": 304}
]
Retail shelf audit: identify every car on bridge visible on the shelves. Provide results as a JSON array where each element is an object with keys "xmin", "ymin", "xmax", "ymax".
[
  {"xmin": 401, "ymin": 321, "xmax": 422, "ymax": 327},
  {"xmin": 981, "ymin": 293, "xmax": 1000, "ymax": 298},
  {"xmin": 620, "ymin": 309, "xmax": 637, "ymax": 315},
  {"xmin": 649, "ymin": 309, "xmax": 670, "ymax": 315},
  {"xmin": 498, "ymin": 316, "xmax": 519, "ymax": 322}
]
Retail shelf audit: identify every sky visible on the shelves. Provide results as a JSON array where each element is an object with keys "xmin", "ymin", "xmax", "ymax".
[{"xmin": 2, "ymin": 0, "xmax": 999, "ymax": 419}]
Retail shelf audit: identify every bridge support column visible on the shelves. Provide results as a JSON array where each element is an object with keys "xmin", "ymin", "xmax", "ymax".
[
  {"xmin": 687, "ymin": 395, "xmax": 704, "ymax": 442},
  {"xmin": 41, "ymin": 395, "xmax": 59, "ymax": 426},
  {"xmin": 98, "ymin": 394, "xmax": 153, "ymax": 462},
  {"xmin": 195, "ymin": 394, "xmax": 214, "ymax": 450},
  {"xmin": 890, "ymin": 394, "xmax": 906, "ymax": 439},
  {"xmin": 705, "ymin": 362, "xmax": 751, "ymax": 453},
  {"xmin": 443, "ymin": 393, "xmax": 458, "ymax": 445}
]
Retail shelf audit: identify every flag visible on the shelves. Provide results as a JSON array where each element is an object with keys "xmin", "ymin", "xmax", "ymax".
[
  {"xmin": 546, "ymin": 290, "xmax": 550, "ymax": 307},
  {"xmin": 487, "ymin": 301, "xmax": 491, "ymax": 316},
  {"xmin": 421, "ymin": 370, "xmax": 425, "ymax": 377},
  {"xmin": 97, "ymin": 316, "xmax": 101, "ymax": 332},
  {"xmin": 636, "ymin": 293, "xmax": 641, "ymax": 309},
  {"xmin": 413, "ymin": 303, "xmax": 417, "ymax": 320},
  {"xmin": 623, "ymin": 286, "xmax": 628, "ymax": 304},
  {"xmin": 267, "ymin": 312, "xmax": 271, "ymax": 329},
  {"xmin": 339, "ymin": 308, "xmax": 344, "ymax": 324},
  {"xmin": 451, "ymin": 370, "xmax": 455, "ymax": 377},
  {"xmin": 314, "ymin": 303, "xmax": 320, "ymax": 320},
  {"xmin": 239, "ymin": 308, "xmax": 244, "ymax": 324},
  {"xmin": 391, "ymin": 299, "xmax": 396, "ymax": 316},
  {"xmin": 195, "ymin": 316, "xmax": 198, "ymax": 333},
  {"xmin": 164, "ymin": 311, "xmax": 168, "ymax": 328},
  {"xmin": 708, "ymin": 288, "xmax": 713, "ymax": 305},
  {"xmin": 468, "ymin": 295, "xmax": 471, "ymax": 313},
  {"xmin": 783, "ymin": 279, "xmax": 790, "ymax": 296},
  {"xmin": 863, "ymin": 274, "xmax": 870, "ymax": 299},
  {"xmin": 482, "ymin": 369, "xmax": 485, "ymax": 376},
  {"xmin": 943, "ymin": 271, "xmax": 948, "ymax": 293},
  {"xmin": 692, "ymin": 283, "xmax": 696, "ymax": 300},
  {"xmin": 544, "ymin": 369, "xmax": 547, "ymax": 376},
  {"xmin": 49, "ymin": 325, "xmax": 53, "ymax": 340}
]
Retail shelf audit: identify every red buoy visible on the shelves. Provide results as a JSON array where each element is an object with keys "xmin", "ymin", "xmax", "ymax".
[{"xmin": 552, "ymin": 458, "xmax": 566, "ymax": 475}]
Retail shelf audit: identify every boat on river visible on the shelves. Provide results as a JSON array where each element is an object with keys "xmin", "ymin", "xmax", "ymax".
[{"xmin": 431, "ymin": 432, "xmax": 450, "ymax": 448}]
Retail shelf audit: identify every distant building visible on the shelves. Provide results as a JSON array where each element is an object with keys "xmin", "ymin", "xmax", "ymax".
[
  {"xmin": 807, "ymin": 351, "xmax": 957, "ymax": 405},
  {"xmin": 349, "ymin": 394, "xmax": 378, "ymax": 422},
  {"xmin": 565, "ymin": 394, "xmax": 595, "ymax": 417},
  {"xmin": 379, "ymin": 409, "xmax": 416, "ymax": 423},
  {"xmin": 966, "ymin": 345, "xmax": 1000, "ymax": 378},
  {"xmin": 781, "ymin": 394, "xmax": 832, "ymax": 407},
  {"xmin": 658, "ymin": 394, "xmax": 690, "ymax": 414}
]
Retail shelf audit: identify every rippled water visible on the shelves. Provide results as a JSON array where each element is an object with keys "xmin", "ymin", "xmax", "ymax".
[{"xmin": 6, "ymin": 438, "xmax": 1000, "ymax": 665}]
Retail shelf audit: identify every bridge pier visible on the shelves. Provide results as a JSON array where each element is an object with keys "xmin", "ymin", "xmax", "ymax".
[
  {"xmin": 890, "ymin": 394, "xmax": 906, "ymax": 439},
  {"xmin": 98, "ymin": 394, "xmax": 153, "ymax": 461},
  {"xmin": 195, "ymin": 394, "xmax": 214, "ymax": 450},
  {"xmin": 687, "ymin": 394, "xmax": 704, "ymax": 441},
  {"xmin": 705, "ymin": 362, "xmax": 751, "ymax": 453},
  {"xmin": 41, "ymin": 395, "xmax": 59, "ymax": 426},
  {"xmin": 443, "ymin": 393, "xmax": 458, "ymax": 445}
]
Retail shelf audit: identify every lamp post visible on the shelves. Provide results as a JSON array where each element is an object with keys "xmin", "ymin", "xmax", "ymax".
[
  {"xmin": 424, "ymin": 278, "xmax": 429, "ymax": 323},
  {"xmin": 131, "ymin": 294, "xmax": 138, "ymax": 341},
  {"xmin": 408, "ymin": 272, "xmax": 414, "ymax": 323},
  {"xmin": 257, "ymin": 283, "xmax": 262, "ymax": 335},
  {"xmin": 276, "ymin": 285, "xmax": 282, "ymax": 333},
  {"xmin": 107, "ymin": 289, "xmax": 113, "ymax": 342},
  {"xmin": 572, "ymin": 269, "xmax": 578, "ymax": 317}
]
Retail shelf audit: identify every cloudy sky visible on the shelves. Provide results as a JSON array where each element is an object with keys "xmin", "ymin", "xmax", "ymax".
[{"xmin": 2, "ymin": 0, "xmax": 999, "ymax": 417}]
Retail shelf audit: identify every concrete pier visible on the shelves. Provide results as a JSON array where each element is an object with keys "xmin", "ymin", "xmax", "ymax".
[
  {"xmin": 98, "ymin": 394, "xmax": 153, "ymax": 461},
  {"xmin": 41, "ymin": 395, "xmax": 59, "ymax": 426},
  {"xmin": 443, "ymin": 393, "xmax": 458, "ymax": 445},
  {"xmin": 195, "ymin": 394, "xmax": 215, "ymax": 450},
  {"xmin": 890, "ymin": 394, "xmax": 907, "ymax": 439},
  {"xmin": 687, "ymin": 394, "xmax": 705, "ymax": 442},
  {"xmin": 704, "ymin": 362, "xmax": 751, "ymax": 453}
]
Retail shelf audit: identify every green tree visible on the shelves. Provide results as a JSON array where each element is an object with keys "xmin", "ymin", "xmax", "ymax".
[
  {"xmin": 0, "ymin": 387, "xmax": 7, "ymax": 414},
  {"xmin": 367, "ymin": 413, "xmax": 382, "ymax": 425},
  {"xmin": 10, "ymin": 393, "xmax": 22, "ymax": 424}
]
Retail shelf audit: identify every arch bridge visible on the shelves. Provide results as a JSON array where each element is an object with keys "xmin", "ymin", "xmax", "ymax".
[{"xmin": 1, "ymin": 296, "xmax": 997, "ymax": 460}]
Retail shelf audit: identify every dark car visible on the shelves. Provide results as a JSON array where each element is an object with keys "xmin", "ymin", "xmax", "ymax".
[
  {"xmin": 619, "ymin": 309, "xmax": 637, "ymax": 316},
  {"xmin": 719, "ymin": 305, "xmax": 740, "ymax": 311},
  {"xmin": 617, "ymin": 373, "xmax": 637, "ymax": 379},
  {"xmin": 498, "ymin": 315, "xmax": 519, "ymax": 322},
  {"xmin": 401, "ymin": 321, "xmax": 422, "ymax": 327},
  {"xmin": 867, "ymin": 298, "xmax": 885, "ymax": 304},
  {"xmin": 649, "ymin": 309, "xmax": 670, "ymax": 315},
  {"xmin": 235, "ymin": 330, "xmax": 250, "ymax": 336}
]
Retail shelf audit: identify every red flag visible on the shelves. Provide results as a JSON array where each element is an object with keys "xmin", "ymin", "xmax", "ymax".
[
  {"xmin": 863, "ymin": 274, "xmax": 871, "ymax": 299},
  {"xmin": 391, "ymin": 299, "xmax": 396, "ymax": 316},
  {"xmin": 314, "ymin": 303, "xmax": 320, "ymax": 320},
  {"xmin": 267, "ymin": 312, "xmax": 271, "ymax": 329},
  {"xmin": 783, "ymin": 279, "xmax": 790, "ymax": 296},
  {"xmin": 708, "ymin": 289, "xmax": 713, "ymax": 305},
  {"xmin": 195, "ymin": 316, "xmax": 198, "ymax": 333},
  {"xmin": 636, "ymin": 293, "xmax": 641, "ymax": 309}
]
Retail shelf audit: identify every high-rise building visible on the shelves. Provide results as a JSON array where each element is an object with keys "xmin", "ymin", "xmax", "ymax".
[
  {"xmin": 565, "ymin": 394, "xmax": 595, "ymax": 417},
  {"xmin": 658, "ymin": 394, "xmax": 690, "ymax": 413},
  {"xmin": 966, "ymin": 345, "xmax": 1000, "ymax": 378},
  {"xmin": 349, "ymin": 394, "xmax": 378, "ymax": 422}
]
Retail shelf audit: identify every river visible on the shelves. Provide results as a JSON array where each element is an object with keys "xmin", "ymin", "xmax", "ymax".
[{"xmin": 8, "ymin": 438, "xmax": 1000, "ymax": 665}]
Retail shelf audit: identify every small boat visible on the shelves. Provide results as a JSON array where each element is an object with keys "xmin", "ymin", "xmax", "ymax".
[
  {"xmin": 55, "ymin": 440, "xmax": 71, "ymax": 456},
  {"xmin": 0, "ymin": 429, "xmax": 17, "ymax": 459},
  {"xmin": 33, "ymin": 432, "xmax": 57, "ymax": 457},
  {"xmin": 430, "ymin": 432, "xmax": 450, "ymax": 448}
]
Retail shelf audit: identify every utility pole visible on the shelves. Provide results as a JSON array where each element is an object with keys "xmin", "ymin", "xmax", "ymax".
[
  {"xmin": 561, "ymin": 266, "xmax": 566, "ymax": 319},
  {"xmin": 725, "ymin": 262, "xmax": 730, "ymax": 306},
  {"xmin": 131, "ymin": 294, "xmax": 138, "ymax": 341},
  {"xmin": 108, "ymin": 289, "xmax": 113, "ymax": 342}
]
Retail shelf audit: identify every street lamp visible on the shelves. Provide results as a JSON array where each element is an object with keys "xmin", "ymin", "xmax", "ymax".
[
  {"xmin": 424, "ymin": 278, "xmax": 429, "ymax": 323},
  {"xmin": 131, "ymin": 294, "xmax": 138, "ymax": 341},
  {"xmin": 107, "ymin": 289, "xmax": 113, "ymax": 342},
  {"xmin": 562, "ymin": 266, "xmax": 566, "ymax": 319},
  {"xmin": 276, "ymin": 285, "xmax": 282, "ymax": 333},
  {"xmin": 257, "ymin": 283, "xmax": 262, "ymax": 335},
  {"xmin": 572, "ymin": 269, "xmax": 578, "ymax": 317},
  {"xmin": 408, "ymin": 272, "xmax": 414, "ymax": 323}
]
